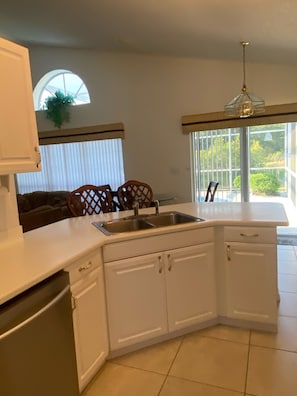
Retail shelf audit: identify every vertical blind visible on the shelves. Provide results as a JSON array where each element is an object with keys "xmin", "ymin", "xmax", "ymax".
[
  {"xmin": 16, "ymin": 122, "xmax": 126, "ymax": 193},
  {"xmin": 16, "ymin": 139, "xmax": 125, "ymax": 193}
]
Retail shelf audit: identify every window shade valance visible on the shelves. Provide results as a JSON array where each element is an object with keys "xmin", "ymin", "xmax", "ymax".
[
  {"xmin": 38, "ymin": 122, "xmax": 125, "ymax": 145},
  {"xmin": 182, "ymin": 103, "xmax": 297, "ymax": 133}
]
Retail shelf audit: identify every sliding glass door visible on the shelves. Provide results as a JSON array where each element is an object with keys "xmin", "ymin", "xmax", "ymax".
[
  {"xmin": 191, "ymin": 127, "xmax": 241, "ymax": 202},
  {"xmin": 248, "ymin": 124, "xmax": 286, "ymax": 203},
  {"xmin": 191, "ymin": 123, "xmax": 287, "ymax": 204}
]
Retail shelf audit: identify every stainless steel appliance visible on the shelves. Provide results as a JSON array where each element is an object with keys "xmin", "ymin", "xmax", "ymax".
[{"xmin": 0, "ymin": 271, "xmax": 79, "ymax": 396}]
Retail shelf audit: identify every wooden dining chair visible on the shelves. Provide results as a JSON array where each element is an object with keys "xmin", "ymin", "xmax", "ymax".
[
  {"xmin": 205, "ymin": 181, "xmax": 219, "ymax": 202},
  {"xmin": 67, "ymin": 184, "xmax": 114, "ymax": 216},
  {"xmin": 117, "ymin": 179, "xmax": 153, "ymax": 210}
]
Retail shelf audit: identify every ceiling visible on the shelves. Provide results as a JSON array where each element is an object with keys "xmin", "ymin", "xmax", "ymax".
[{"xmin": 1, "ymin": 0, "xmax": 297, "ymax": 65}]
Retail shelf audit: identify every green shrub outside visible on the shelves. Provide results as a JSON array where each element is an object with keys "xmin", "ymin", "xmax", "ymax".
[
  {"xmin": 233, "ymin": 175, "xmax": 241, "ymax": 189},
  {"xmin": 233, "ymin": 173, "xmax": 280, "ymax": 195}
]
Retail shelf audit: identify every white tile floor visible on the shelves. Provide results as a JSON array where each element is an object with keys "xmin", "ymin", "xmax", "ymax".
[{"xmin": 83, "ymin": 244, "xmax": 297, "ymax": 396}]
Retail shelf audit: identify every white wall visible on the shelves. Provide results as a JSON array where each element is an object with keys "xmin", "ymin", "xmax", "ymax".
[{"xmin": 29, "ymin": 47, "xmax": 297, "ymax": 202}]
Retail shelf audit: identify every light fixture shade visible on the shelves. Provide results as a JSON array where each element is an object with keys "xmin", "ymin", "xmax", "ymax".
[
  {"xmin": 224, "ymin": 89, "xmax": 265, "ymax": 118},
  {"xmin": 225, "ymin": 41, "xmax": 265, "ymax": 118}
]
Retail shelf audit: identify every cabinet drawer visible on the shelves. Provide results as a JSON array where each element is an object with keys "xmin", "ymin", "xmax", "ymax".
[
  {"xmin": 66, "ymin": 251, "xmax": 102, "ymax": 284},
  {"xmin": 224, "ymin": 226, "xmax": 276, "ymax": 244}
]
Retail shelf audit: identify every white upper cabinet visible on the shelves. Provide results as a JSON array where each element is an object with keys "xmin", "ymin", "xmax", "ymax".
[{"xmin": 0, "ymin": 37, "xmax": 41, "ymax": 175}]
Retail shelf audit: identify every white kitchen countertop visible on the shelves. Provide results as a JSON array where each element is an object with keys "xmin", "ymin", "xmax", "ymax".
[{"xmin": 0, "ymin": 202, "xmax": 288, "ymax": 305}]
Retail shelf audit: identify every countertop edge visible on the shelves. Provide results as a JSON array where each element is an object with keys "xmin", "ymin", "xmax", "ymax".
[{"xmin": 0, "ymin": 201, "xmax": 289, "ymax": 305}]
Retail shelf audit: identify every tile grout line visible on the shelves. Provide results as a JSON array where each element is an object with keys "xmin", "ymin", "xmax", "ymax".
[
  {"xmin": 243, "ymin": 329, "xmax": 252, "ymax": 395},
  {"xmin": 166, "ymin": 335, "xmax": 185, "ymax": 375},
  {"xmin": 156, "ymin": 376, "xmax": 168, "ymax": 396},
  {"xmin": 248, "ymin": 342, "xmax": 297, "ymax": 355},
  {"xmin": 157, "ymin": 336, "xmax": 185, "ymax": 396}
]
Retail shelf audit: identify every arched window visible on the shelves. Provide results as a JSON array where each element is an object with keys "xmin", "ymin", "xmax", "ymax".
[{"xmin": 33, "ymin": 69, "xmax": 90, "ymax": 110}]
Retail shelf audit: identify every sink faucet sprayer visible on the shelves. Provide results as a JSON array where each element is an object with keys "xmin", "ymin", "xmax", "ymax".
[
  {"xmin": 132, "ymin": 201, "xmax": 139, "ymax": 216},
  {"xmin": 154, "ymin": 200, "xmax": 160, "ymax": 215}
]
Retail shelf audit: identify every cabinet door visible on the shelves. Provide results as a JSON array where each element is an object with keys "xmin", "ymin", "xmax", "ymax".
[
  {"xmin": 0, "ymin": 37, "xmax": 40, "ymax": 174},
  {"xmin": 72, "ymin": 266, "xmax": 109, "ymax": 392},
  {"xmin": 166, "ymin": 243, "xmax": 217, "ymax": 332},
  {"xmin": 105, "ymin": 253, "xmax": 168, "ymax": 350},
  {"xmin": 225, "ymin": 242, "xmax": 277, "ymax": 324}
]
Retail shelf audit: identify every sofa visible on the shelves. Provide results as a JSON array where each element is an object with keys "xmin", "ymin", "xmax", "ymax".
[{"xmin": 17, "ymin": 191, "xmax": 73, "ymax": 232}]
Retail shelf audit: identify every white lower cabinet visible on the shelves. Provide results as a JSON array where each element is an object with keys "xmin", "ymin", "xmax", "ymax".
[
  {"xmin": 66, "ymin": 252, "xmax": 109, "ymax": 392},
  {"xmin": 105, "ymin": 253, "xmax": 168, "ymax": 351},
  {"xmin": 224, "ymin": 227, "xmax": 277, "ymax": 325},
  {"xmin": 166, "ymin": 244, "xmax": 216, "ymax": 332},
  {"xmin": 105, "ymin": 242, "xmax": 216, "ymax": 351}
]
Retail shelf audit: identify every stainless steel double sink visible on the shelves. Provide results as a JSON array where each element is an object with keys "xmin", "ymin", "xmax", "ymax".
[{"xmin": 93, "ymin": 211, "xmax": 204, "ymax": 235}]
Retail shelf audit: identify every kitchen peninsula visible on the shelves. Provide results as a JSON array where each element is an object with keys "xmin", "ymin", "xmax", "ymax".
[
  {"xmin": 0, "ymin": 201, "xmax": 288, "ymax": 302},
  {"xmin": 0, "ymin": 201, "xmax": 289, "ymax": 389}
]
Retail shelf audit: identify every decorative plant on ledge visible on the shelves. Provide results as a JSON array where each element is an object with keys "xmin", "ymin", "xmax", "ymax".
[{"xmin": 44, "ymin": 90, "xmax": 75, "ymax": 128}]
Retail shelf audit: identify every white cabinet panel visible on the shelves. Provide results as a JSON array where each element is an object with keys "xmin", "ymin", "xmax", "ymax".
[
  {"xmin": 166, "ymin": 243, "xmax": 216, "ymax": 331},
  {"xmin": 224, "ymin": 226, "xmax": 276, "ymax": 244},
  {"xmin": 103, "ymin": 227, "xmax": 214, "ymax": 262},
  {"xmin": 67, "ymin": 252, "xmax": 108, "ymax": 392},
  {"xmin": 224, "ymin": 242, "xmax": 277, "ymax": 324},
  {"xmin": 105, "ymin": 254, "xmax": 168, "ymax": 350},
  {"xmin": 105, "ymin": 240, "xmax": 216, "ymax": 351}
]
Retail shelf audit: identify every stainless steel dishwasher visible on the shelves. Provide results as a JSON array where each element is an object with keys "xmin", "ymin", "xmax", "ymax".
[{"xmin": 0, "ymin": 271, "xmax": 79, "ymax": 396}]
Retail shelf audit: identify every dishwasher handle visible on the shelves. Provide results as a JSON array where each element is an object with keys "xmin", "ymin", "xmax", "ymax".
[{"xmin": 0, "ymin": 285, "xmax": 70, "ymax": 340}]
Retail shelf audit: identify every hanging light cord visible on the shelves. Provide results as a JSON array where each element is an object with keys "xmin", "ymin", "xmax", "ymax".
[{"xmin": 241, "ymin": 41, "xmax": 249, "ymax": 93}]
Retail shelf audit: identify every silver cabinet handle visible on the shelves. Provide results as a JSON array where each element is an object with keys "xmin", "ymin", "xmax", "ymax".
[
  {"xmin": 71, "ymin": 295, "xmax": 76, "ymax": 310},
  {"xmin": 240, "ymin": 233, "xmax": 259, "ymax": 238},
  {"xmin": 227, "ymin": 244, "xmax": 231, "ymax": 261},
  {"xmin": 78, "ymin": 261, "xmax": 92, "ymax": 272},
  {"xmin": 35, "ymin": 146, "xmax": 41, "ymax": 168},
  {"xmin": 158, "ymin": 256, "xmax": 163, "ymax": 274},
  {"xmin": 168, "ymin": 254, "xmax": 172, "ymax": 271}
]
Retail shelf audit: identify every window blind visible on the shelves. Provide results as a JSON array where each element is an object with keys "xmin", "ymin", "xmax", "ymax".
[{"xmin": 16, "ymin": 138, "xmax": 125, "ymax": 193}]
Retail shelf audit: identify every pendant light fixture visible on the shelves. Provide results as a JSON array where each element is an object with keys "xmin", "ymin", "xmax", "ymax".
[{"xmin": 224, "ymin": 41, "xmax": 265, "ymax": 118}]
